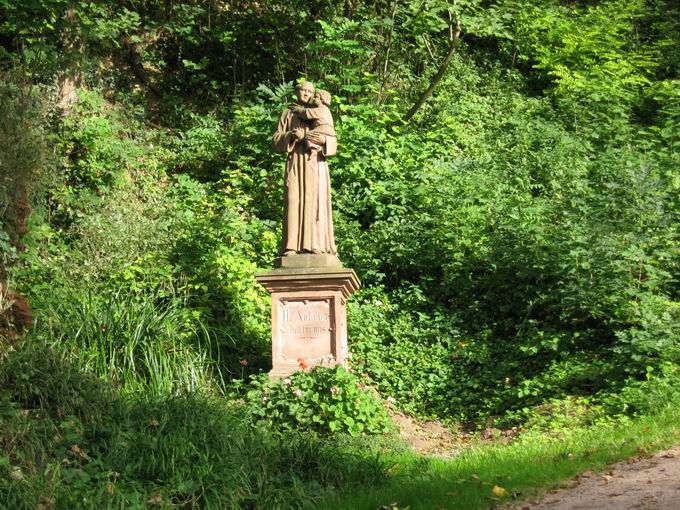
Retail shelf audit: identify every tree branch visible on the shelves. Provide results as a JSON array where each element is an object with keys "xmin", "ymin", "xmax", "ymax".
[{"xmin": 403, "ymin": 15, "xmax": 461, "ymax": 124}]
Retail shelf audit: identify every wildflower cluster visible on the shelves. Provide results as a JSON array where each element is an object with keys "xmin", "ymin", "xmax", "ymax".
[{"xmin": 242, "ymin": 365, "xmax": 392, "ymax": 436}]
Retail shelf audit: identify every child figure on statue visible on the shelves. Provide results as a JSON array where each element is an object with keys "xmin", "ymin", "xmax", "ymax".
[{"xmin": 290, "ymin": 89, "xmax": 335, "ymax": 160}]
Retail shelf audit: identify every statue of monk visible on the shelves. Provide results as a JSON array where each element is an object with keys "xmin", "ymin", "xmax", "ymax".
[{"xmin": 272, "ymin": 81, "xmax": 337, "ymax": 256}]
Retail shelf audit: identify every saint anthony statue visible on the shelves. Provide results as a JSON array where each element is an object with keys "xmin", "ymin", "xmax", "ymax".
[{"xmin": 272, "ymin": 81, "xmax": 337, "ymax": 256}]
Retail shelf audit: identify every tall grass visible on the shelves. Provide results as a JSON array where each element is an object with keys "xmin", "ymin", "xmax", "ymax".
[
  {"xmin": 34, "ymin": 287, "xmax": 222, "ymax": 396},
  {"xmin": 0, "ymin": 343, "xmax": 393, "ymax": 509}
]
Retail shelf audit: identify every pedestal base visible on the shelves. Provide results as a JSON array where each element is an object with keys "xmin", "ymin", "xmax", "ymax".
[
  {"xmin": 255, "ymin": 267, "xmax": 360, "ymax": 378},
  {"xmin": 274, "ymin": 253, "xmax": 343, "ymax": 269}
]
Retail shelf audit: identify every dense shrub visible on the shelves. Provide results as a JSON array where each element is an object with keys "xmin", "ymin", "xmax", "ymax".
[{"xmin": 242, "ymin": 365, "xmax": 393, "ymax": 436}]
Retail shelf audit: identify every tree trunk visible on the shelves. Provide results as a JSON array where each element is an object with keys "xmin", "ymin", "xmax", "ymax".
[{"xmin": 57, "ymin": 5, "xmax": 82, "ymax": 116}]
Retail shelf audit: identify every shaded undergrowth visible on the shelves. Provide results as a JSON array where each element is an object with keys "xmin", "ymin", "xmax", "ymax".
[
  {"xmin": 3, "ymin": 337, "xmax": 680, "ymax": 510},
  {"xmin": 0, "ymin": 341, "xmax": 396, "ymax": 509}
]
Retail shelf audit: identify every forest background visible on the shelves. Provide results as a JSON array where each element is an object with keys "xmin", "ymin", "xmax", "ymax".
[{"xmin": 0, "ymin": 0, "xmax": 678, "ymax": 508}]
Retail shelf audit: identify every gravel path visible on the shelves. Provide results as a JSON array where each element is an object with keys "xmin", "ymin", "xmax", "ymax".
[{"xmin": 512, "ymin": 445, "xmax": 680, "ymax": 510}]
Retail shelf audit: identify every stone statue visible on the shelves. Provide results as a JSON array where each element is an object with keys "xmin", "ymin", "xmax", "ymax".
[
  {"xmin": 259, "ymin": 82, "xmax": 360, "ymax": 377},
  {"xmin": 272, "ymin": 81, "xmax": 338, "ymax": 259}
]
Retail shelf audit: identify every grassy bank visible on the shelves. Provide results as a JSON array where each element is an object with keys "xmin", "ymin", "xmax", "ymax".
[
  {"xmin": 324, "ymin": 406, "xmax": 680, "ymax": 510},
  {"xmin": 0, "ymin": 341, "xmax": 394, "ymax": 509},
  {"xmin": 3, "ymin": 339, "xmax": 680, "ymax": 509}
]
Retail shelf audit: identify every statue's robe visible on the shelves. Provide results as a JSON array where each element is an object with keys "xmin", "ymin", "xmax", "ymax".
[{"xmin": 272, "ymin": 108, "xmax": 337, "ymax": 255}]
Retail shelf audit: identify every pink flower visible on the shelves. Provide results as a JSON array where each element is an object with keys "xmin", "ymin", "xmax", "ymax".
[
  {"xmin": 293, "ymin": 389, "xmax": 303, "ymax": 397},
  {"xmin": 330, "ymin": 386, "xmax": 339, "ymax": 395},
  {"xmin": 282, "ymin": 378, "xmax": 292, "ymax": 386},
  {"xmin": 239, "ymin": 359, "xmax": 248, "ymax": 366}
]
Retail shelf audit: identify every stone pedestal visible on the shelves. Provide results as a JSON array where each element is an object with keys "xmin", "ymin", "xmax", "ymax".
[{"xmin": 255, "ymin": 266, "xmax": 360, "ymax": 378}]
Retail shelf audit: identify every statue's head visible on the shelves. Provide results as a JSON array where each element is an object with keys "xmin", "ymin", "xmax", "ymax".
[
  {"xmin": 295, "ymin": 81, "xmax": 315, "ymax": 104},
  {"xmin": 315, "ymin": 90, "xmax": 331, "ymax": 107}
]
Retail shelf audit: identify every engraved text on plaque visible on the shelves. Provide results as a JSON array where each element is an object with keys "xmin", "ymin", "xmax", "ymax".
[{"xmin": 279, "ymin": 299, "xmax": 334, "ymax": 362}]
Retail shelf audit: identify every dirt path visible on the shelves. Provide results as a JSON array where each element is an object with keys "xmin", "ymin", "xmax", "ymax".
[{"xmin": 510, "ymin": 445, "xmax": 680, "ymax": 510}]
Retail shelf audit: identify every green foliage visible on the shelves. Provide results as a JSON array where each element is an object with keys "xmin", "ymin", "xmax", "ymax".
[
  {"xmin": 219, "ymin": 90, "xmax": 288, "ymax": 220},
  {"xmin": 0, "ymin": 72, "xmax": 51, "ymax": 262},
  {"xmin": 305, "ymin": 17, "xmax": 379, "ymax": 100},
  {"xmin": 166, "ymin": 174, "xmax": 274, "ymax": 376},
  {"xmin": 0, "ymin": 343, "xmax": 392, "ymax": 509},
  {"xmin": 243, "ymin": 365, "xmax": 393, "ymax": 436},
  {"xmin": 348, "ymin": 286, "xmax": 464, "ymax": 420},
  {"xmin": 1, "ymin": 1, "xmax": 680, "ymax": 506},
  {"xmin": 604, "ymin": 363, "xmax": 680, "ymax": 416},
  {"xmin": 615, "ymin": 295, "xmax": 680, "ymax": 365},
  {"xmin": 513, "ymin": 396, "xmax": 606, "ymax": 433},
  {"xmin": 13, "ymin": 89, "xmax": 276, "ymax": 382},
  {"xmin": 515, "ymin": 0, "xmax": 663, "ymax": 141},
  {"xmin": 59, "ymin": 90, "xmax": 142, "ymax": 191},
  {"xmin": 3, "ymin": 0, "xmax": 679, "ymax": 435},
  {"xmin": 31, "ymin": 288, "xmax": 218, "ymax": 396}
]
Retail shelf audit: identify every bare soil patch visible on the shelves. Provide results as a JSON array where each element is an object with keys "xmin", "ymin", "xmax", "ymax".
[
  {"xmin": 390, "ymin": 411, "xmax": 464, "ymax": 456},
  {"xmin": 508, "ymin": 445, "xmax": 680, "ymax": 510},
  {"xmin": 390, "ymin": 411, "xmax": 518, "ymax": 457}
]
